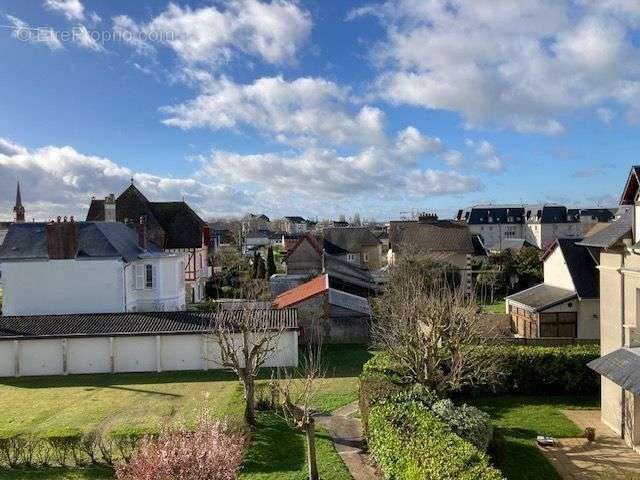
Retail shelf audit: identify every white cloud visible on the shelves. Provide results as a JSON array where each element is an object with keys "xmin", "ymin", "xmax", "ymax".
[
  {"xmin": 44, "ymin": 0, "xmax": 85, "ymax": 21},
  {"xmin": 114, "ymin": 0, "xmax": 311, "ymax": 67},
  {"xmin": 357, "ymin": 0, "xmax": 640, "ymax": 134},
  {"xmin": 407, "ymin": 170, "xmax": 483, "ymax": 197},
  {"xmin": 597, "ymin": 108, "xmax": 615, "ymax": 124},
  {"xmin": 161, "ymin": 75, "xmax": 387, "ymax": 147},
  {"xmin": 6, "ymin": 15, "xmax": 63, "ymax": 51},
  {"xmin": 0, "ymin": 138, "xmax": 251, "ymax": 221},
  {"xmin": 394, "ymin": 126, "xmax": 442, "ymax": 156},
  {"xmin": 73, "ymin": 24, "xmax": 105, "ymax": 52},
  {"xmin": 466, "ymin": 139, "xmax": 504, "ymax": 172},
  {"xmin": 442, "ymin": 150, "xmax": 463, "ymax": 167}
]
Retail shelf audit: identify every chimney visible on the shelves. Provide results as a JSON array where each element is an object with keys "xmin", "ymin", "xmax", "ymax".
[
  {"xmin": 104, "ymin": 194, "xmax": 116, "ymax": 222},
  {"xmin": 418, "ymin": 212, "xmax": 438, "ymax": 223},
  {"xmin": 202, "ymin": 225, "xmax": 211, "ymax": 247},
  {"xmin": 46, "ymin": 216, "xmax": 77, "ymax": 259},
  {"xmin": 137, "ymin": 215, "xmax": 148, "ymax": 250}
]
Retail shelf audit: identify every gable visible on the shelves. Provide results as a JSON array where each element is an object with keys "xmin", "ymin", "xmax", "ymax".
[
  {"xmin": 543, "ymin": 244, "xmax": 576, "ymax": 292},
  {"xmin": 620, "ymin": 166, "xmax": 640, "ymax": 205}
]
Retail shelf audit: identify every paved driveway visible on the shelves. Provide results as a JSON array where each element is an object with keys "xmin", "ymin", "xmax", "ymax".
[{"xmin": 540, "ymin": 409, "xmax": 640, "ymax": 479}]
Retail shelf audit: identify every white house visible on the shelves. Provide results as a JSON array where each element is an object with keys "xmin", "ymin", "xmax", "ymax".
[
  {"xmin": 86, "ymin": 184, "xmax": 212, "ymax": 304},
  {"xmin": 0, "ymin": 218, "xmax": 186, "ymax": 316},
  {"xmin": 506, "ymin": 238, "xmax": 599, "ymax": 339}
]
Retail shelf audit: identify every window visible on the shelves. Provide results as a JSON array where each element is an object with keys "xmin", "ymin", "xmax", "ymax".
[
  {"xmin": 347, "ymin": 253, "xmax": 356, "ymax": 262},
  {"xmin": 145, "ymin": 264, "xmax": 154, "ymax": 288},
  {"xmin": 539, "ymin": 312, "xmax": 577, "ymax": 338},
  {"xmin": 363, "ymin": 252, "xmax": 369, "ymax": 262}
]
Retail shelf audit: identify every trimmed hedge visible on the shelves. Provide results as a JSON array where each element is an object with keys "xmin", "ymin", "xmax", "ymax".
[
  {"xmin": 480, "ymin": 344, "xmax": 600, "ymax": 395},
  {"xmin": 368, "ymin": 398, "xmax": 504, "ymax": 480},
  {"xmin": 362, "ymin": 344, "xmax": 600, "ymax": 396}
]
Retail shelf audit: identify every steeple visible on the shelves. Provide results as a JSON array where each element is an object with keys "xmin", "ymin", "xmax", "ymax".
[{"xmin": 13, "ymin": 181, "xmax": 25, "ymax": 223}]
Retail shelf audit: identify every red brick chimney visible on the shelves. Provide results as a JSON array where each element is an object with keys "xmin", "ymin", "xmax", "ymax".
[
  {"xmin": 137, "ymin": 216, "xmax": 148, "ymax": 250},
  {"xmin": 47, "ymin": 216, "xmax": 77, "ymax": 259}
]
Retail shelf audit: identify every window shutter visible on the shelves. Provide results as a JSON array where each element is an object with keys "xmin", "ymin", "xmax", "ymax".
[{"xmin": 135, "ymin": 264, "xmax": 144, "ymax": 290}]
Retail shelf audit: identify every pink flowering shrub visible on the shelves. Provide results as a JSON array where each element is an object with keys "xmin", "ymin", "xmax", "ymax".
[{"xmin": 115, "ymin": 417, "xmax": 247, "ymax": 480}]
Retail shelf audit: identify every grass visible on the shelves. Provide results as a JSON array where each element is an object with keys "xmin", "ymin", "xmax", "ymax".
[
  {"xmin": 467, "ymin": 395, "xmax": 599, "ymax": 480},
  {"xmin": 0, "ymin": 344, "xmax": 371, "ymax": 479},
  {"xmin": 240, "ymin": 413, "xmax": 351, "ymax": 480},
  {"xmin": 481, "ymin": 297, "xmax": 507, "ymax": 314}
]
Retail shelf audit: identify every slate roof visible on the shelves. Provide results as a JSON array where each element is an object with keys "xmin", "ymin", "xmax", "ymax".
[
  {"xmin": 323, "ymin": 254, "xmax": 379, "ymax": 289},
  {"xmin": 328, "ymin": 289, "xmax": 372, "ymax": 316},
  {"xmin": 620, "ymin": 166, "xmax": 640, "ymax": 205},
  {"xmin": 589, "ymin": 348, "xmax": 640, "ymax": 395},
  {"xmin": 388, "ymin": 220, "xmax": 475, "ymax": 254},
  {"xmin": 0, "ymin": 310, "xmax": 298, "ymax": 339},
  {"xmin": 577, "ymin": 208, "xmax": 632, "ymax": 248},
  {"xmin": 506, "ymin": 284, "xmax": 577, "ymax": 312},
  {"xmin": 322, "ymin": 227, "xmax": 380, "ymax": 253},
  {"xmin": 285, "ymin": 216, "xmax": 306, "ymax": 223},
  {"xmin": 86, "ymin": 185, "xmax": 206, "ymax": 249},
  {"xmin": 0, "ymin": 222, "xmax": 163, "ymax": 262},
  {"xmin": 543, "ymin": 238, "xmax": 599, "ymax": 299}
]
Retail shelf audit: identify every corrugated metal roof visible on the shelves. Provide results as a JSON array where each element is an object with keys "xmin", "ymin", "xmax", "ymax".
[
  {"xmin": 0, "ymin": 310, "xmax": 297, "ymax": 339},
  {"xmin": 328, "ymin": 289, "xmax": 371, "ymax": 315},
  {"xmin": 588, "ymin": 348, "xmax": 640, "ymax": 395}
]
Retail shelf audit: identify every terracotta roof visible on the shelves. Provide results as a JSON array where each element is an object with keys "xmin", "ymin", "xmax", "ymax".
[{"xmin": 273, "ymin": 274, "xmax": 329, "ymax": 309}]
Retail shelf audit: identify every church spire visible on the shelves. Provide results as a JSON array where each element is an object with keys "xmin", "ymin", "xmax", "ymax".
[{"xmin": 13, "ymin": 181, "xmax": 25, "ymax": 222}]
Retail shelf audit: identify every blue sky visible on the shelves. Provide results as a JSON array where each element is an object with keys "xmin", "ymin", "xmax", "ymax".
[{"xmin": 1, "ymin": 0, "xmax": 639, "ymax": 221}]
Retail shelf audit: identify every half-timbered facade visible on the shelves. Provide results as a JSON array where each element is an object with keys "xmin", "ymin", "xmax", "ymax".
[{"xmin": 86, "ymin": 183, "xmax": 212, "ymax": 303}]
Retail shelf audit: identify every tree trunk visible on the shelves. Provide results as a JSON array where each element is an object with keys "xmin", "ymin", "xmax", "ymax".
[
  {"xmin": 244, "ymin": 378, "xmax": 256, "ymax": 426},
  {"xmin": 305, "ymin": 419, "xmax": 319, "ymax": 480}
]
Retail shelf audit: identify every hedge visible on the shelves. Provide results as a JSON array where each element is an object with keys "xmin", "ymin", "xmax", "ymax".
[
  {"xmin": 368, "ymin": 398, "xmax": 504, "ymax": 480},
  {"xmin": 480, "ymin": 344, "xmax": 600, "ymax": 395},
  {"xmin": 362, "ymin": 344, "xmax": 600, "ymax": 397}
]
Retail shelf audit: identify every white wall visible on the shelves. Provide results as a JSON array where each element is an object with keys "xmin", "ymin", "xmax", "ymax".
[
  {"xmin": 67, "ymin": 338, "xmax": 111, "ymax": 374},
  {"xmin": 114, "ymin": 336, "xmax": 156, "ymax": 373},
  {"xmin": 160, "ymin": 335, "xmax": 203, "ymax": 371},
  {"xmin": 543, "ymin": 246, "xmax": 575, "ymax": 291},
  {"xmin": 19, "ymin": 339, "xmax": 63, "ymax": 376},
  {"xmin": 1, "ymin": 259, "xmax": 125, "ymax": 316},
  {"xmin": 125, "ymin": 256, "xmax": 186, "ymax": 312},
  {"xmin": 0, "ymin": 331, "xmax": 298, "ymax": 377},
  {"xmin": 577, "ymin": 299, "xmax": 600, "ymax": 339}
]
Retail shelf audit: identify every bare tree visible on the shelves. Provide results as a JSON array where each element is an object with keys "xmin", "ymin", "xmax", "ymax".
[
  {"xmin": 270, "ymin": 330, "xmax": 324, "ymax": 480},
  {"xmin": 206, "ymin": 281, "xmax": 285, "ymax": 426},
  {"xmin": 371, "ymin": 259, "xmax": 499, "ymax": 395}
]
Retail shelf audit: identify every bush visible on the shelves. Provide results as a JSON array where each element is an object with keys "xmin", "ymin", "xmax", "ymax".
[
  {"xmin": 116, "ymin": 418, "xmax": 246, "ymax": 480},
  {"xmin": 368, "ymin": 398, "xmax": 504, "ymax": 480},
  {"xmin": 431, "ymin": 399, "xmax": 493, "ymax": 451},
  {"xmin": 479, "ymin": 344, "xmax": 600, "ymax": 395},
  {"xmin": 358, "ymin": 371, "xmax": 406, "ymax": 438},
  {"xmin": 363, "ymin": 345, "xmax": 600, "ymax": 397}
]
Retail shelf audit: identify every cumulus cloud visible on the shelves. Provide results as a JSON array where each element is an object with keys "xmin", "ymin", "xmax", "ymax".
[
  {"xmin": 44, "ymin": 0, "xmax": 85, "ymax": 21},
  {"xmin": 114, "ymin": 0, "xmax": 311, "ymax": 67},
  {"xmin": 407, "ymin": 170, "xmax": 483, "ymax": 197},
  {"xmin": 597, "ymin": 108, "xmax": 615, "ymax": 124},
  {"xmin": 394, "ymin": 126, "xmax": 442, "ymax": 156},
  {"xmin": 442, "ymin": 150, "xmax": 463, "ymax": 167},
  {"xmin": 465, "ymin": 139, "xmax": 504, "ymax": 172},
  {"xmin": 161, "ymin": 74, "xmax": 388, "ymax": 147},
  {"xmin": 0, "ymin": 138, "xmax": 252, "ymax": 221},
  {"xmin": 355, "ymin": 0, "xmax": 640, "ymax": 134}
]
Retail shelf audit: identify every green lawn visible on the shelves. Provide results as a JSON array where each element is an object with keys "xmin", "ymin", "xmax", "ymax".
[
  {"xmin": 0, "ymin": 345, "xmax": 371, "ymax": 479},
  {"xmin": 482, "ymin": 297, "xmax": 507, "ymax": 314},
  {"xmin": 468, "ymin": 395, "xmax": 599, "ymax": 480}
]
